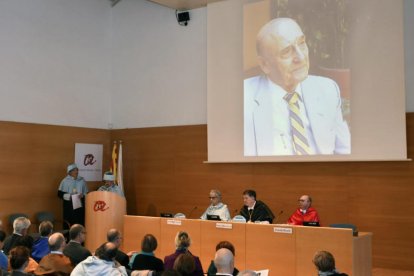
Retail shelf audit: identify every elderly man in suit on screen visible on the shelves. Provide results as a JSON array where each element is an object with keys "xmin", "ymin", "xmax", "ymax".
[{"xmin": 244, "ymin": 18, "xmax": 350, "ymax": 156}]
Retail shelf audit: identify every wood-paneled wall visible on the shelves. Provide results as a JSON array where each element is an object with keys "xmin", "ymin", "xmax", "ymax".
[
  {"xmin": 112, "ymin": 114, "xmax": 414, "ymax": 271},
  {"xmin": 0, "ymin": 121, "xmax": 110, "ymax": 232},
  {"xmin": 1, "ymin": 116, "xmax": 413, "ymax": 271}
]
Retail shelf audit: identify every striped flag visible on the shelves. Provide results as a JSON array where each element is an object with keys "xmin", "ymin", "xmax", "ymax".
[
  {"xmin": 117, "ymin": 142, "xmax": 124, "ymax": 193},
  {"xmin": 110, "ymin": 141, "xmax": 117, "ymax": 181}
]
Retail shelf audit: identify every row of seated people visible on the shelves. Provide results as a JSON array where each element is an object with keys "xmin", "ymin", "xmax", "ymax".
[
  {"xmin": 0, "ymin": 217, "xmax": 347, "ymax": 276},
  {"xmin": 200, "ymin": 190, "xmax": 319, "ymax": 225}
]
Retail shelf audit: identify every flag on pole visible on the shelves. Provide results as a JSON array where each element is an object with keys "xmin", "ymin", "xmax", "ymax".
[
  {"xmin": 110, "ymin": 141, "xmax": 117, "ymax": 182},
  {"xmin": 117, "ymin": 141, "xmax": 124, "ymax": 194}
]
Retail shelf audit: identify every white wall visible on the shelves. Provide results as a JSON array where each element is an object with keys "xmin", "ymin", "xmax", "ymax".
[
  {"xmin": 0, "ymin": 0, "xmax": 112, "ymax": 129},
  {"xmin": 0, "ymin": 0, "xmax": 413, "ymax": 128},
  {"xmin": 110, "ymin": 0, "xmax": 207, "ymax": 128}
]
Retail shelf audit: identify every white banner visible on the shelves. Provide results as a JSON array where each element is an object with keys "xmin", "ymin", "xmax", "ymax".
[{"xmin": 74, "ymin": 143, "xmax": 103, "ymax": 181}]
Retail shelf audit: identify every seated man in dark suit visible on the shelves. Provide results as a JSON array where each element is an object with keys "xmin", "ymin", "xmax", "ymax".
[
  {"xmin": 3, "ymin": 217, "xmax": 33, "ymax": 255},
  {"xmin": 313, "ymin": 251, "xmax": 348, "ymax": 276},
  {"xmin": 106, "ymin": 229, "xmax": 130, "ymax": 268},
  {"xmin": 239, "ymin": 190, "xmax": 274, "ymax": 223},
  {"xmin": 62, "ymin": 224, "xmax": 91, "ymax": 266}
]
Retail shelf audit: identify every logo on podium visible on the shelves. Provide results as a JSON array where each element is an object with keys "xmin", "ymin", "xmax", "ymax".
[{"xmin": 94, "ymin": 200, "xmax": 109, "ymax": 212}]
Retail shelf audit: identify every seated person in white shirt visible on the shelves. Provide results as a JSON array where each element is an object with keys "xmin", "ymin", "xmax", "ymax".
[{"xmin": 200, "ymin": 189, "xmax": 231, "ymax": 221}]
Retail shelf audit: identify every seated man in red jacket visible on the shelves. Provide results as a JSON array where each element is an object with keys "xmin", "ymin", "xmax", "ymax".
[{"xmin": 287, "ymin": 195, "xmax": 320, "ymax": 225}]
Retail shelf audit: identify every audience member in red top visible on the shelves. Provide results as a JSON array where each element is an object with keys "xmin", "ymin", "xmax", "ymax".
[{"xmin": 287, "ymin": 195, "xmax": 320, "ymax": 225}]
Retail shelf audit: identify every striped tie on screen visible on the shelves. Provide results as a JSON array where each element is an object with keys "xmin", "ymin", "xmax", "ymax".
[{"xmin": 284, "ymin": 92, "xmax": 312, "ymax": 155}]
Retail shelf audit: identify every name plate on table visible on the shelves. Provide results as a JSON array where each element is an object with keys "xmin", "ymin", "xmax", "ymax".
[
  {"xmin": 167, "ymin": 219, "xmax": 182, "ymax": 226},
  {"xmin": 216, "ymin": 223, "xmax": 233, "ymax": 229},
  {"xmin": 273, "ymin": 227, "xmax": 293, "ymax": 234}
]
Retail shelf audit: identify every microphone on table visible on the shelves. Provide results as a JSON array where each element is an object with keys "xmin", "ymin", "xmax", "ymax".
[
  {"xmin": 188, "ymin": 206, "xmax": 198, "ymax": 218},
  {"xmin": 273, "ymin": 210, "xmax": 284, "ymax": 224}
]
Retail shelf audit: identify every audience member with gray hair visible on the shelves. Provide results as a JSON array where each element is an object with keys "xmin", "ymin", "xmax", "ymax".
[
  {"xmin": 3, "ymin": 217, "xmax": 33, "ymax": 255},
  {"xmin": 71, "ymin": 242, "xmax": 127, "ymax": 276},
  {"xmin": 214, "ymin": 248, "xmax": 234, "ymax": 275},
  {"xmin": 200, "ymin": 189, "xmax": 231, "ymax": 221},
  {"xmin": 107, "ymin": 229, "xmax": 129, "ymax": 268}
]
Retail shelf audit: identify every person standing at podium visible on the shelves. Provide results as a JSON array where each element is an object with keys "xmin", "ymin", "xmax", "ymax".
[
  {"xmin": 287, "ymin": 195, "xmax": 320, "ymax": 225},
  {"xmin": 239, "ymin": 190, "xmax": 275, "ymax": 223},
  {"xmin": 57, "ymin": 163, "xmax": 88, "ymax": 229},
  {"xmin": 97, "ymin": 172, "xmax": 124, "ymax": 197},
  {"xmin": 200, "ymin": 189, "xmax": 231, "ymax": 221}
]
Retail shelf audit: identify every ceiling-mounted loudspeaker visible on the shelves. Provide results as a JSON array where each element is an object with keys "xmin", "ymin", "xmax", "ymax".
[{"xmin": 176, "ymin": 11, "xmax": 190, "ymax": 26}]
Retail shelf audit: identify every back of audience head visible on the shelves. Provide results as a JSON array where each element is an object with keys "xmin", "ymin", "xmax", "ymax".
[
  {"xmin": 13, "ymin": 217, "xmax": 31, "ymax": 235},
  {"xmin": 214, "ymin": 248, "xmax": 234, "ymax": 274},
  {"xmin": 216, "ymin": 240, "xmax": 235, "ymax": 256},
  {"xmin": 173, "ymin": 253, "xmax": 195, "ymax": 276},
  {"xmin": 39, "ymin": 221, "xmax": 54, "ymax": 237},
  {"xmin": 95, "ymin": 242, "xmax": 118, "ymax": 262},
  {"xmin": 313, "ymin": 250, "xmax": 336, "ymax": 272},
  {"xmin": 69, "ymin": 224, "xmax": 86, "ymax": 242},
  {"xmin": 15, "ymin": 235, "xmax": 34, "ymax": 250},
  {"xmin": 107, "ymin": 228, "xmax": 122, "ymax": 248},
  {"xmin": 9, "ymin": 246, "xmax": 30, "ymax": 271},
  {"xmin": 142, "ymin": 234, "xmax": 158, "ymax": 253},
  {"xmin": 175, "ymin": 231, "xmax": 191, "ymax": 250},
  {"xmin": 237, "ymin": 270, "xmax": 258, "ymax": 276},
  {"xmin": 48, "ymin": 232, "xmax": 66, "ymax": 252}
]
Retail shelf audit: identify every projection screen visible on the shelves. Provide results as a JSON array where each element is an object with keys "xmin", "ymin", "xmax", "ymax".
[{"xmin": 207, "ymin": 0, "xmax": 407, "ymax": 162}]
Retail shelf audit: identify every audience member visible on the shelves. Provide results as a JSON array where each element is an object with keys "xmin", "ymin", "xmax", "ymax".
[
  {"xmin": 207, "ymin": 241, "xmax": 239, "ymax": 276},
  {"xmin": 31, "ymin": 221, "xmax": 53, "ymax": 263},
  {"xmin": 8, "ymin": 246, "xmax": 33, "ymax": 276},
  {"xmin": 0, "ymin": 231, "xmax": 7, "ymax": 270},
  {"xmin": 13, "ymin": 236, "xmax": 37, "ymax": 274},
  {"xmin": 164, "ymin": 231, "xmax": 203, "ymax": 276},
  {"xmin": 71, "ymin": 242, "xmax": 127, "ymax": 276},
  {"xmin": 62, "ymin": 224, "xmax": 91, "ymax": 266},
  {"xmin": 34, "ymin": 233, "xmax": 73, "ymax": 276},
  {"xmin": 131, "ymin": 234, "xmax": 164, "ymax": 273},
  {"xmin": 107, "ymin": 229, "xmax": 129, "ymax": 268},
  {"xmin": 214, "ymin": 248, "xmax": 234, "ymax": 276},
  {"xmin": 239, "ymin": 190, "xmax": 274, "ymax": 223},
  {"xmin": 160, "ymin": 270, "xmax": 181, "ymax": 276},
  {"xmin": 173, "ymin": 253, "xmax": 195, "ymax": 276},
  {"xmin": 287, "ymin": 195, "xmax": 320, "ymax": 225},
  {"xmin": 200, "ymin": 190, "xmax": 231, "ymax": 221},
  {"xmin": 3, "ymin": 217, "xmax": 33, "ymax": 255},
  {"xmin": 313, "ymin": 251, "xmax": 348, "ymax": 276}
]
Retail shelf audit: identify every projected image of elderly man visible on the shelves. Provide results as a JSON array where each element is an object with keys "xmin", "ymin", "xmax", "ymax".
[{"xmin": 244, "ymin": 18, "xmax": 350, "ymax": 156}]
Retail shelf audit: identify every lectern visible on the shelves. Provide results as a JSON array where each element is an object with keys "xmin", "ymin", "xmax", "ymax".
[{"xmin": 85, "ymin": 191, "xmax": 126, "ymax": 252}]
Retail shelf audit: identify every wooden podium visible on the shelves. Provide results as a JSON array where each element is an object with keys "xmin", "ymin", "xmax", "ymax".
[{"xmin": 85, "ymin": 191, "xmax": 126, "ymax": 252}]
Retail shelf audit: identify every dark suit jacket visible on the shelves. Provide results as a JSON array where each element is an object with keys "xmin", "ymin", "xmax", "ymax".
[
  {"xmin": 3, "ymin": 234, "xmax": 33, "ymax": 256},
  {"xmin": 131, "ymin": 253, "xmax": 164, "ymax": 272},
  {"xmin": 115, "ymin": 250, "xmax": 130, "ymax": 269},
  {"xmin": 62, "ymin": 241, "xmax": 91, "ymax": 266}
]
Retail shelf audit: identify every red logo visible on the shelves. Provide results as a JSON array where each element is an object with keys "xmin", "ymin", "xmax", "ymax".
[
  {"xmin": 84, "ymin": 154, "xmax": 97, "ymax": 166},
  {"xmin": 94, "ymin": 201, "xmax": 109, "ymax": 212}
]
